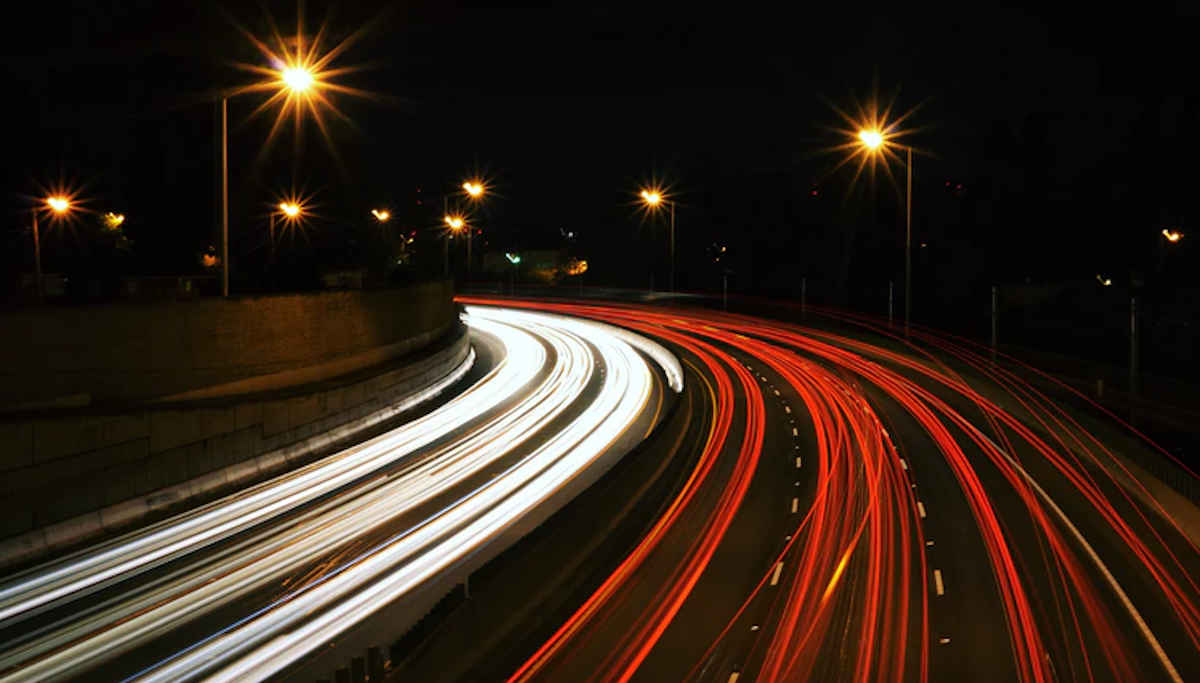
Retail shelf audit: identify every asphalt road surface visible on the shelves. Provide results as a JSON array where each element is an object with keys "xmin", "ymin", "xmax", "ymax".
[
  {"xmin": 418, "ymin": 297, "xmax": 1200, "ymax": 683},
  {"xmin": 0, "ymin": 305, "xmax": 676, "ymax": 681},
  {"xmin": 3, "ymin": 297, "xmax": 1197, "ymax": 683}
]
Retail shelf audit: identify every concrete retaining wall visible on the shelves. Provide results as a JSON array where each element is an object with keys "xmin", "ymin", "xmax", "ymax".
[
  {"xmin": 0, "ymin": 326, "xmax": 471, "ymax": 568},
  {"xmin": 0, "ymin": 281, "xmax": 455, "ymax": 408}
]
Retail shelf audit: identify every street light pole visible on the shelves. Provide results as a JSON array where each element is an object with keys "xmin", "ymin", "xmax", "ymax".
[
  {"xmin": 219, "ymin": 96, "xmax": 230, "ymax": 298},
  {"xmin": 31, "ymin": 210, "xmax": 42, "ymax": 302},
  {"xmin": 669, "ymin": 200, "xmax": 676, "ymax": 292},
  {"xmin": 904, "ymin": 145, "xmax": 912, "ymax": 338},
  {"xmin": 268, "ymin": 212, "xmax": 276, "ymax": 268}
]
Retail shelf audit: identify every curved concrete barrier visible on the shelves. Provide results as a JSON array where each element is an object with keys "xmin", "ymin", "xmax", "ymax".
[{"xmin": 0, "ymin": 327, "xmax": 472, "ymax": 571}]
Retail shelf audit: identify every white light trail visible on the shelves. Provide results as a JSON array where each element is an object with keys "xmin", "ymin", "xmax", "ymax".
[{"xmin": 0, "ymin": 306, "xmax": 676, "ymax": 681}]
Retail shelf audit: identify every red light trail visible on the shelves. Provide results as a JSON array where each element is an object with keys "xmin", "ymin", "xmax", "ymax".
[{"xmin": 459, "ymin": 296, "xmax": 1200, "ymax": 683}]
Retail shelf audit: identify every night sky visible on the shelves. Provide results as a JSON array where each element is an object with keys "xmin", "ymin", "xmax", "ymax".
[{"xmin": 3, "ymin": 2, "xmax": 1197, "ymax": 302}]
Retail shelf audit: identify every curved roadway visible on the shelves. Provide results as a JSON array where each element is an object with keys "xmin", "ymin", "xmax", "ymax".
[
  {"xmin": 0, "ymin": 305, "xmax": 678, "ymax": 681},
  {"xmin": 403, "ymin": 297, "xmax": 1200, "ymax": 683}
]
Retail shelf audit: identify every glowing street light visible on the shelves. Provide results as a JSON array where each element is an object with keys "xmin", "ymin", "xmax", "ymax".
[
  {"xmin": 371, "ymin": 208, "xmax": 390, "ymax": 222},
  {"xmin": 639, "ymin": 187, "xmax": 676, "ymax": 292},
  {"xmin": 460, "ymin": 180, "xmax": 487, "ymax": 275},
  {"xmin": 47, "ymin": 196, "xmax": 71, "ymax": 214},
  {"xmin": 443, "ymin": 214, "xmax": 466, "ymax": 277},
  {"xmin": 858, "ymin": 129, "xmax": 884, "ymax": 150},
  {"xmin": 462, "ymin": 181, "xmax": 485, "ymax": 198},
  {"xmin": 266, "ymin": 199, "xmax": 306, "ymax": 267},
  {"xmin": 28, "ymin": 195, "xmax": 77, "ymax": 301},
  {"xmin": 103, "ymin": 212, "xmax": 125, "ymax": 229},
  {"xmin": 215, "ymin": 27, "xmax": 352, "ymax": 298},
  {"xmin": 1096, "ymin": 274, "xmax": 1113, "ymax": 287},
  {"xmin": 280, "ymin": 66, "xmax": 315, "ymax": 94},
  {"xmin": 1162, "ymin": 228, "xmax": 1183, "ymax": 243}
]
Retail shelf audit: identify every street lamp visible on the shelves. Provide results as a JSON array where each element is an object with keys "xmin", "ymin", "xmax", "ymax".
[
  {"xmin": 858, "ymin": 127, "xmax": 914, "ymax": 336},
  {"xmin": 461, "ymin": 180, "xmax": 487, "ymax": 275},
  {"xmin": 29, "ymin": 196, "xmax": 74, "ymax": 301},
  {"xmin": 267, "ymin": 201, "xmax": 304, "ymax": 267},
  {"xmin": 640, "ymin": 188, "xmax": 676, "ymax": 292},
  {"xmin": 216, "ymin": 64, "xmax": 317, "ymax": 298},
  {"xmin": 371, "ymin": 208, "xmax": 390, "ymax": 223},
  {"xmin": 1162, "ymin": 228, "xmax": 1183, "ymax": 243},
  {"xmin": 103, "ymin": 212, "xmax": 126, "ymax": 230},
  {"xmin": 444, "ymin": 213, "xmax": 466, "ymax": 277},
  {"xmin": 506, "ymin": 252, "xmax": 521, "ymax": 294},
  {"xmin": 462, "ymin": 181, "xmax": 484, "ymax": 198},
  {"xmin": 281, "ymin": 67, "xmax": 314, "ymax": 93}
]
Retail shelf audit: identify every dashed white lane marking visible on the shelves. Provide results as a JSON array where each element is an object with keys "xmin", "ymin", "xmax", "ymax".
[
  {"xmin": 795, "ymin": 456, "xmax": 803, "ymax": 469},
  {"xmin": 728, "ymin": 672, "xmax": 741, "ymax": 683},
  {"xmin": 773, "ymin": 388, "xmax": 780, "ymax": 396},
  {"xmin": 792, "ymin": 427, "xmax": 798, "ymax": 436},
  {"xmin": 917, "ymin": 501, "xmax": 927, "ymax": 518},
  {"xmin": 934, "ymin": 569, "xmax": 945, "ymax": 596},
  {"xmin": 938, "ymin": 637, "xmax": 951, "ymax": 645},
  {"xmin": 791, "ymin": 497, "xmax": 799, "ymax": 513},
  {"xmin": 899, "ymin": 458, "xmax": 908, "ymax": 470},
  {"xmin": 785, "ymin": 405, "xmax": 791, "ymax": 414},
  {"xmin": 926, "ymin": 540, "xmax": 935, "ymax": 547},
  {"xmin": 770, "ymin": 562, "xmax": 784, "ymax": 586}
]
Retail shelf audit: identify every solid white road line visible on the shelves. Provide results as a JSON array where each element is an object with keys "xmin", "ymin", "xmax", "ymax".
[{"xmin": 968, "ymin": 426, "xmax": 1184, "ymax": 683}]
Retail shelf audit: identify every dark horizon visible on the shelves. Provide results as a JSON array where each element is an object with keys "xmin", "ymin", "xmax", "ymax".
[{"xmin": 2, "ymin": 2, "xmax": 1196, "ymax": 295}]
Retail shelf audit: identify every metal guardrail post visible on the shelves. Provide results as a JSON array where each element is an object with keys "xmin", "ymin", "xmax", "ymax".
[
  {"xmin": 1130, "ymin": 296, "xmax": 1139, "ymax": 397},
  {"xmin": 367, "ymin": 646, "xmax": 386, "ymax": 680}
]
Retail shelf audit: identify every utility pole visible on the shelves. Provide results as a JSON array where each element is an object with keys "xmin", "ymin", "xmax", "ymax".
[
  {"xmin": 31, "ymin": 210, "xmax": 43, "ymax": 302},
  {"xmin": 991, "ymin": 286, "xmax": 999, "ymax": 363},
  {"xmin": 1130, "ymin": 296, "xmax": 1139, "ymax": 397},
  {"xmin": 219, "ymin": 97, "xmax": 229, "ymax": 297},
  {"xmin": 669, "ymin": 200, "xmax": 676, "ymax": 292},
  {"xmin": 904, "ymin": 145, "xmax": 912, "ymax": 338}
]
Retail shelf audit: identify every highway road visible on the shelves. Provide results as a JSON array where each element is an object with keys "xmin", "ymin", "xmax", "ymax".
[
  {"xmin": 399, "ymin": 297, "xmax": 1200, "ymax": 683},
  {"xmin": 0, "ymin": 305, "xmax": 679, "ymax": 681},
  {"xmin": 2, "ymin": 296, "xmax": 1197, "ymax": 682}
]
